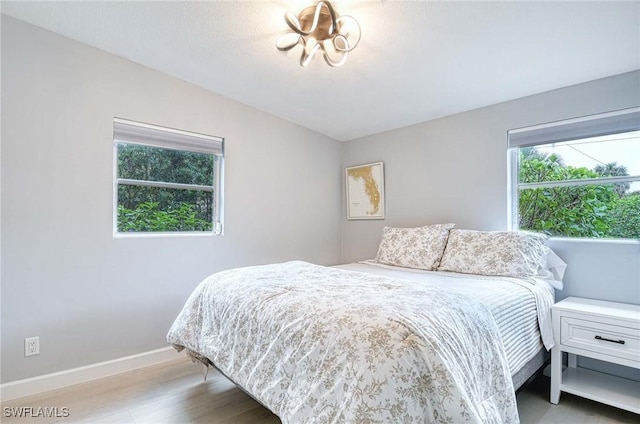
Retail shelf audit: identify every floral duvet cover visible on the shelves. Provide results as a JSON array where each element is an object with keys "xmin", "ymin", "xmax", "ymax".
[{"xmin": 167, "ymin": 261, "xmax": 520, "ymax": 423}]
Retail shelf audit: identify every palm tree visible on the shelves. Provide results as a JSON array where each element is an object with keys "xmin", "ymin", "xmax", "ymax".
[
  {"xmin": 594, "ymin": 162, "xmax": 630, "ymax": 197},
  {"xmin": 520, "ymin": 147, "xmax": 565, "ymax": 166}
]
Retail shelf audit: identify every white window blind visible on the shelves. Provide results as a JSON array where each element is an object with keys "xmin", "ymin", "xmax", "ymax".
[
  {"xmin": 508, "ymin": 107, "xmax": 640, "ymax": 149},
  {"xmin": 114, "ymin": 118, "xmax": 224, "ymax": 155}
]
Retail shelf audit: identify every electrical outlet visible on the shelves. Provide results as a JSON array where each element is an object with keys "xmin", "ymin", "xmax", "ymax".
[{"xmin": 25, "ymin": 337, "xmax": 39, "ymax": 357}]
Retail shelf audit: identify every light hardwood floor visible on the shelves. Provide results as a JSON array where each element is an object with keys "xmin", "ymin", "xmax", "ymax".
[{"xmin": 1, "ymin": 357, "xmax": 637, "ymax": 423}]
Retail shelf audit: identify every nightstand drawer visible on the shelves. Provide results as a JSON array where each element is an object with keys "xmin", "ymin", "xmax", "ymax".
[{"xmin": 560, "ymin": 316, "xmax": 640, "ymax": 363}]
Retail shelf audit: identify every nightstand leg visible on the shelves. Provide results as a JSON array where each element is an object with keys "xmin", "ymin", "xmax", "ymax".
[
  {"xmin": 568, "ymin": 353, "xmax": 577, "ymax": 368},
  {"xmin": 550, "ymin": 346, "xmax": 561, "ymax": 404}
]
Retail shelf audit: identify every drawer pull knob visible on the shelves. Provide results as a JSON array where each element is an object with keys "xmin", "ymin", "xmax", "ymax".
[{"xmin": 594, "ymin": 335, "xmax": 625, "ymax": 345}]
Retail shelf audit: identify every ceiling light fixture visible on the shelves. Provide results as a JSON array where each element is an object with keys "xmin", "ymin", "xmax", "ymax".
[{"xmin": 276, "ymin": 1, "xmax": 361, "ymax": 67}]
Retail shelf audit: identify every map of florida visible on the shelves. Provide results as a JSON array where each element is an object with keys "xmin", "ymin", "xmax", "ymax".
[{"xmin": 348, "ymin": 166, "xmax": 381, "ymax": 215}]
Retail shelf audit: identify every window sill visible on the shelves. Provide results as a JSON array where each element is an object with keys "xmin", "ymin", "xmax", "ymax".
[
  {"xmin": 547, "ymin": 236, "xmax": 640, "ymax": 246},
  {"xmin": 113, "ymin": 231, "xmax": 217, "ymax": 239}
]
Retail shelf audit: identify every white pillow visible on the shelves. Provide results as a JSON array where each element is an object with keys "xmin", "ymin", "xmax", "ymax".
[
  {"xmin": 437, "ymin": 229, "xmax": 549, "ymax": 277},
  {"xmin": 536, "ymin": 246, "xmax": 567, "ymax": 290},
  {"xmin": 375, "ymin": 224, "xmax": 455, "ymax": 271}
]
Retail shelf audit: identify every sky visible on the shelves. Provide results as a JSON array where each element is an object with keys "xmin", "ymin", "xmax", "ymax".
[{"xmin": 536, "ymin": 130, "xmax": 640, "ymax": 192}]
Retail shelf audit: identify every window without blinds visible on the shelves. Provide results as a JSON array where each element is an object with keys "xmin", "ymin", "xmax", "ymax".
[
  {"xmin": 113, "ymin": 118, "xmax": 224, "ymax": 235},
  {"xmin": 508, "ymin": 107, "xmax": 640, "ymax": 240}
]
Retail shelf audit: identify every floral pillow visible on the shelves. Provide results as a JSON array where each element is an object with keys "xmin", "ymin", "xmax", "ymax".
[
  {"xmin": 437, "ymin": 230, "xmax": 549, "ymax": 277},
  {"xmin": 375, "ymin": 224, "xmax": 455, "ymax": 270}
]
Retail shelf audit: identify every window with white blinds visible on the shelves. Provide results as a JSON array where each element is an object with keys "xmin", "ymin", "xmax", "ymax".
[
  {"xmin": 113, "ymin": 118, "xmax": 224, "ymax": 235},
  {"xmin": 508, "ymin": 107, "xmax": 640, "ymax": 239}
]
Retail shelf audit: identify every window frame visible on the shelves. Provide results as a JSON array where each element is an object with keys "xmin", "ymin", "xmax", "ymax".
[
  {"xmin": 507, "ymin": 107, "xmax": 640, "ymax": 240},
  {"xmin": 112, "ymin": 118, "xmax": 224, "ymax": 237}
]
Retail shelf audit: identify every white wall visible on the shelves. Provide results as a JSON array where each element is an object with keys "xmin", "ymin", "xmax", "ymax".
[
  {"xmin": 1, "ymin": 16, "xmax": 342, "ymax": 383},
  {"xmin": 342, "ymin": 71, "xmax": 640, "ymax": 305},
  {"xmin": 3, "ymin": 14, "xmax": 639, "ymax": 387}
]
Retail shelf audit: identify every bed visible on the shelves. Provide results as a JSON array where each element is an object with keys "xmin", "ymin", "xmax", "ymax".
[{"xmin": 167, "ymin": 226, "xmax": 565, "ymax": 423}]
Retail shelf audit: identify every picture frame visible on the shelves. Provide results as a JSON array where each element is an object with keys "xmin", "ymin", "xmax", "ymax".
[{"xmin": 345, "ymin": 162, "xmax": 385, "ymax": 220}]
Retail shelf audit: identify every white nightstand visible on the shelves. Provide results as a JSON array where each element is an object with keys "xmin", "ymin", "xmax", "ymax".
[{"xmin": 550, "ymin": 296, "xmax": 640, "ymax": 413}]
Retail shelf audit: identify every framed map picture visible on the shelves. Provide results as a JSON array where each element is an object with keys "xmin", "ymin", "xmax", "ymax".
[{"xmin": 346, "ymin": 162, "xmax": 385, "ymax": 220}]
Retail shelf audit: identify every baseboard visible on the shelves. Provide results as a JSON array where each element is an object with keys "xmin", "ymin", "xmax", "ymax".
[{"xmin": 0, "ymin": 346, "xmax": 183, "ymax": 402}]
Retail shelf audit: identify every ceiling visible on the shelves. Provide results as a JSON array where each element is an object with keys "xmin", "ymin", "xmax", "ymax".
[{"xmin": 2, "ymin": 1, "xmax": 639, "ymax": 141}]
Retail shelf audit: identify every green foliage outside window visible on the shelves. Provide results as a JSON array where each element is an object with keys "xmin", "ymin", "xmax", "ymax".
[
  {"xmin": 607, "ymin": 195, "xmax": 640, "ymax": 239},
  {"xmin": 118, "ymin": 202, "xmax": 212, "ymax": 232},
  {"xmin": 117, "ymin": 144, "xmax": 214, "ymax": 232},
  {"xmin": 518, "ymin": 148, "xmax": 639, "ymax": 239}
]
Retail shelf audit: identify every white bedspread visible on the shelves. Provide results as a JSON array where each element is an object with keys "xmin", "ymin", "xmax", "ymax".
[{"xmin": 167, "ymin": 261, "xmax": 527, "ymax": 423}]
